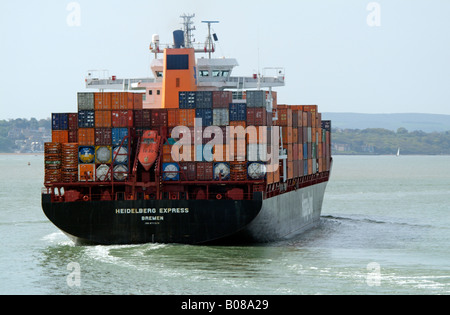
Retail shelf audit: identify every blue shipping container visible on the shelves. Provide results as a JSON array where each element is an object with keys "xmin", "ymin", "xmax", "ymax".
[
  {"xmin": 52, "ymin": 113, "xmax": 69, "ymax": 130},
  {"xmin": 195, "ymin": 108, "xmax": 213, "ymax": 126},
  {"xmin": 229, "ymin": 103, "xmax": 247, "ymax": 121},
  {"xmin": 78, "ymin": 110, "xmax": 95, "ymax": 128},
  {"xmin": 303, "ymin": 143, "xmax": 308, "ymax": 160},
  {"xmin": 112, "ymin": 128, "xmax": 129, "ymax": 146},
  {"xmin": 196, "ymin": 91, "xmax": 213, "ymax": 108},
  {"xmin": 179, "ymin": 91, "xmax": 196, "ymax": 109}
]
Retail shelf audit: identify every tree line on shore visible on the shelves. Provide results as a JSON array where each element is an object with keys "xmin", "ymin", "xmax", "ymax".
[{"xmin": 332, "ymin": 127, "xmax": 450, "ymax": 155}]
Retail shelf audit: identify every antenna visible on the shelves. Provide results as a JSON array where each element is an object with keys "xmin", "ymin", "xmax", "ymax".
[
  {"xmin": 202, "ymin": 20, "xmax": 219, "ymax": 59},
  {"xmin": 180, "ymin": 14, "xmax": 196, "ymax": 48}
]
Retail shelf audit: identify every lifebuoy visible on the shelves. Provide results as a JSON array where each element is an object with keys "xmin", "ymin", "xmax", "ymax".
[
  {"xmin": 83, "ymin": 195, "xmax": 89, "ymax": 202},
  {"xmin": 216, "ymin": 194, "xmax": 223, "ymax": 200}
]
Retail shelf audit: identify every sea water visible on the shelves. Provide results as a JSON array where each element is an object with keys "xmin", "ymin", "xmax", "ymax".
[{"xmin": 0, "ymin": 154, "xmax": 449, "ymax": 295}]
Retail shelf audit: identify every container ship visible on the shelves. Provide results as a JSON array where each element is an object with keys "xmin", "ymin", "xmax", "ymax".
[{"xmin": 42, "ymin": 15, "xmax": 332, "ymax": 245}]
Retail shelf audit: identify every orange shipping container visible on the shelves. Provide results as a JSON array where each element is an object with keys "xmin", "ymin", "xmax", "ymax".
[
  {"xmin": 282, "ymin": 126, "xmax": 293, "ymax": 144},
  {"xmin": 78, "ymin": 128, "xmax": 95, "ymax": 146},
  {"xmin": 302, "ymin": 112, "xmax": 308, "ymax": 127},
  {"xmin": 94, "ymin": 93, "xmax": 112, "ymax": 110},
  {"xmin": 266, "ymin": 168, "xmax": 274, "ymax": 184},
  {"xmin": 111, "ymin": 92, "xmax": 131, "ymax": 110},
  {"xmin": 298, "ymin": 143, "xmax": 303, "ymax": 161},
  {"xmin": 292, "ymin": 128, "xmax": 298, "ymax": 143},
  {"xmin": 179, "ymin": 109, "xmax": 195, "ymax": 127},
  {"xmin": 133, "ymin": 93, "xmax": 143, "ymax": 110},
  {"xmin": 167, "ymin": 109, "xmax": 180, "ymax": 127},
  {"xmin": 78, "ymin": 164, "xmax": 95, "ymax": 182},
  {"xmin": 293, "ymin": 143, "xmax": 298, "ymax": 161},
  {"xmin": 274, "ymin": 166, "xmax": 280, "ymax": 183},
  {"xmin": 95, "ymin": 110, "xmax": 112, "ymax": 128},
  {"xmin": 287, "ymin": 161, "xmax": 294, "ymax": 179},
  {"xmin": 287, "ymin": 144, "xmax": 293, "ymax": 161},
  {"xmin": 229, "ymin": 121, "xmax": 247, "ymax": 127},
  {"xmin": 277, "ymin": 108, "xmax": 292, "ymax": 127},
  {"xmin": 302, "ymin": 105, "xmax": 318, "ymax": 113},
  {"xmin": 52, "ymin": 130, "xmax": 69, "ymax": 143}
]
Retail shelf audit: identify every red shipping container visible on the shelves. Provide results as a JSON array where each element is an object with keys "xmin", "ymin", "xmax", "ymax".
[
  {"xmin": 179, "ymin": 162, "xmax": 196, "ymax": 181},
  {"xmin": 134, "ymin": 110, "xmax": 143, "ymax": 127},
  {"xmin": 247, "ymin": 108, "xmax": 267, "ymax": 126},
  {"xmin": 197, "ymin": 162, "xmax": 213, "ymax": 181},
  {"xmin": 212, "ymin": 91, "xmax": 233, "ymax": 108},
  {"xmin": 112, "ymin": 110, "xmax": 133, "ymax": 127},
  {"xmin": 151, "ymin": 109, "xmax": 168, "ymax": 127},
  {"xmin": 68, "ymin": 130, "xmax": 78, "ymax": 143},
  {"xmin": 68, "ymin": 113, "xmax": 78, "ymax": 130},
  {"xmin": 95, "ymin": 128, "xmax": 112, "ymax": 146},
  {"xmin": 142, "ymin": 109, "xmax": 152, "ymax": 128}
]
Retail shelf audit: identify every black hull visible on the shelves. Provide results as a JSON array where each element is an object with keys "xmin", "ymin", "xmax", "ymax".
[
  {"xmin": 42, "ymin": 194, "xmax": 263, "ymax": 245},
  {"xmin": 42, "ymin": 180, "xmax": 328, "ymax": 245}
]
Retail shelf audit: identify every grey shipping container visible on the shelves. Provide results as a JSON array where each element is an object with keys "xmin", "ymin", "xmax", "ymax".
[
  {"xmin": 246, "ymin": 90, "xmax": 265, "ymax": 108},
  {"xmin": 213, "ymin": 108, "xmax": 229, "ymax": 126},
  {"xmin": 78, "ymin": 93, "xmax": 95, "ymax": 110}
]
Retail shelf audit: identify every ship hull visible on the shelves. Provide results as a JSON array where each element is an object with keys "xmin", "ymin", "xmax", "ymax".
[{"xmin": 42, "ymin": 181, "xmax": 328, "ymax": 245}]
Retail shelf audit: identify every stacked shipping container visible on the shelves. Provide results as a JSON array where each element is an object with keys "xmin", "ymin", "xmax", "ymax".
[
  {"xmin": 45, "ymin": 90, "xmax": 331, "ymax": 185},
  {"xmin": 46, "ymin": 92, "xmax": 144, "ymax": 183}
]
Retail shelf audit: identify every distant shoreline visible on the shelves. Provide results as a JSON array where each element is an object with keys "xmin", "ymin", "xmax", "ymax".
[{"xmin": 0, "ymin": 153, "xmax": 44, "ymax": 155}]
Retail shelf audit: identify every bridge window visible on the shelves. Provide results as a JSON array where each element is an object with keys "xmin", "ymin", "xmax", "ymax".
[
  {"xmin": 167, "ymin": 55, "xmax": 189, "ymax": 70},
  {"xmin": 212, "ymin": 70, "xmax": 230, "ymax": 77}
]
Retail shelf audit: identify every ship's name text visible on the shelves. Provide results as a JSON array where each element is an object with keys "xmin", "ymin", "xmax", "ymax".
[{"xmin": 115, "ymin": 208, "xmax": 190, "ymax": 215}]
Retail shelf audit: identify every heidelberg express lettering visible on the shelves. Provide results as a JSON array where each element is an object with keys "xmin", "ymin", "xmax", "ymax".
[{"xmin": 115, "ymin": 208, "xmax": 190, "ymax": 214}]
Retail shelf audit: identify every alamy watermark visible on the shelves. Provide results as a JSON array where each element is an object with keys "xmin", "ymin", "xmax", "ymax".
[
  {"xmin": 366, "ymin": 262, "xmax": 381, "ymax": 287},
  {"xmin": 367, "ymin": 2, "xmax": 381, "ymax": 27},
  {"xmin": 67, "ymin": 262, "xmax": 81, "ymax": 287},
  {"xmin": 168, "ymin": 119, "xmax": 280, "ymax": 173},
  {"xmin": 66, "ymin": 2, "xmax": 81, "ymax": 27}
]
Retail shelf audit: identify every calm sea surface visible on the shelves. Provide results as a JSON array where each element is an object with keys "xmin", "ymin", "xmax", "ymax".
[{"xmin": 0, "ymin": 154, "xmax": 449, "ymax": 295}]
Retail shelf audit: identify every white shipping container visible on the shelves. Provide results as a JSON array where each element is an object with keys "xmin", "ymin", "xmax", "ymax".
[{"xmin": 212, "ymin": 108, "xmax": 229, "ymax": 126}]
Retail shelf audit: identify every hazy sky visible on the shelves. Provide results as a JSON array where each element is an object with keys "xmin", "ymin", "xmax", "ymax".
[{"xmin": 1, "ymin": 0, "xmax": 450, "ymax": 119}]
